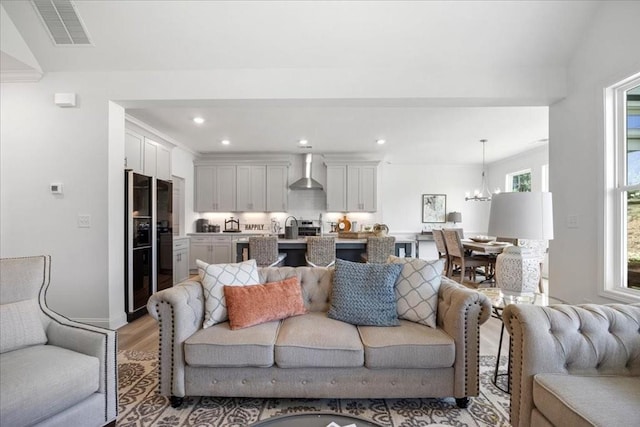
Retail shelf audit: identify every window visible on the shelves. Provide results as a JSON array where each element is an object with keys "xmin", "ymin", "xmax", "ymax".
[
  {"xmin": 603, "ymin": 72, "xmax": 640, "ymax": 301},
  {"xmin": 506, "ymin": 169, "xmax": 532, "ymax": 192}
]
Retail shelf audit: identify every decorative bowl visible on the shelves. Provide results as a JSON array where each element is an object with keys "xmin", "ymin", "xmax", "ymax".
[{"xmin": 470, "ymin": 236, "xmax": 493, "ymax": 243}]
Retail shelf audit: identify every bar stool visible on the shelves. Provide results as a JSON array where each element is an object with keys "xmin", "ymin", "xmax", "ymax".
[
  {"xmin": 249, "ymin": 236, "xmax": 287, "ymax": 267},
  {"xmin": 305, "ymin": 236, "xmax": 336, "ymax": 267},
  {"xmin": 362, "ymin": 236, "xmax": 396, "ymax": 263}
]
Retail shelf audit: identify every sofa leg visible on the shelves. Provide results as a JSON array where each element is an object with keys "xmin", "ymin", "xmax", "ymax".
[
  {"xmin": 455, "ymin": 397, "xmax": 469, "ymax": 408},
  {"xmin": 170, "ymin": 396, "xmax": 184, "ymax": 408}
]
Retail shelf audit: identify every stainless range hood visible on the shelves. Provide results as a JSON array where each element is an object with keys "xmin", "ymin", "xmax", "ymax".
[{"xmin": 289, "ymin": 153, "xmax": 323, "ymax": 190}]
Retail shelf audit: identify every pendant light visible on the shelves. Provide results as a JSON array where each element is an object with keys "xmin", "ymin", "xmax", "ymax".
[{"xmin": 465, "ymin": 139, "xmax": 497, "ymax": 201}]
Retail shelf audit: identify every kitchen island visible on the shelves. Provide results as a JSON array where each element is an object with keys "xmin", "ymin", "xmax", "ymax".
[{"xmin": 235, "ymin": 236, "xmax": 416, "ymax": 266}]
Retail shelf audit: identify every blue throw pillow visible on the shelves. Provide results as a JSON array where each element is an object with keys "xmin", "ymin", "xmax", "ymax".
[{"xmin": 328, "ymin": 259, "xmax": 403, "ymax": 326}]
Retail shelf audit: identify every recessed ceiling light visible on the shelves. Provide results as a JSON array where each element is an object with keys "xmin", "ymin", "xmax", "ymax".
[
  {"xmin": 376, "ymin": 139, "xmax": 386, "ymax": 145},
  {"xmin": 298, "ymin": 139, "xmax": 308, "ymax": 145},
  {"xmin": 221, "ymin": 139, "xmax": 230, "ymax": 145},
  {"xmin": 193, "ymin": 117, "xmax": 205, "ymax": 124}
]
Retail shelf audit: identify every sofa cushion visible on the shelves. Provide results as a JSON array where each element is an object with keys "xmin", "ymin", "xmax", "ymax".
[
  {"xmin": 275, "ymin": 312, "xmax": 364, "ymax": 368},
  {"xmin": 197, "ymin": 259, "xmax": 261, "ymax": 328},
  {"xmin": 388, "ymin": 256, "xmax": 444, "ymax": 328},
  {"xmin": 327, "ymin": 259, "xmax": 402, "ymax": 326},
  {"xmin": 184, "ymin": 320, "xmax": 280, "ymax": 367},
  {"xmin": 533, "ymin": 373, "xmax": 640, "ymax": 427},
  {"xmin": 0, "ymin": 298, "xmax": 47, "ymax": 353},
  {"xmin": 0, "ymin": 345, "xmax": 99, "ymax": 427},
  {"xmin": 358, "ymin": 320, "xmax": 455, "ymax": 369},
  {"xmin": 224, "ymin": 277, "xmax": 306, "ymax": 330}
]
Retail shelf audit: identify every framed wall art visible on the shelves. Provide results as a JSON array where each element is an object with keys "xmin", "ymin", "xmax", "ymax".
[{"xmin": 422, "ymin": 194, "xmax": 446, "ymax": 223}]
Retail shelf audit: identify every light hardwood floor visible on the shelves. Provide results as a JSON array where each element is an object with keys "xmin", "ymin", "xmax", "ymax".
[{"xmin": 117, "ymin": 312, "xmax": 506, "ymax": 357}]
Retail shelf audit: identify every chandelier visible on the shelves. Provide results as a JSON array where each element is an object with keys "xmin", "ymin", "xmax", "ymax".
[{"xmin": 465, "ymin": 139, "xmax": 499, "ymax": 201}]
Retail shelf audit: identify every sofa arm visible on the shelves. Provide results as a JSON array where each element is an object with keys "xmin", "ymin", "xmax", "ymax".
[
  {"xmin": 147, "ymin": 280, "xmax": 204, "ymax": 397},
  {"xmin": 504, "ymin": 303, "xmax": 640, "ymax": 427},
  {"xmin": 45, "ymin": 312, "xmax": 117, "ymax": 425},
  {"xmin": 437, "ymin": 277, "xmax": 491, "ymax": 399}
]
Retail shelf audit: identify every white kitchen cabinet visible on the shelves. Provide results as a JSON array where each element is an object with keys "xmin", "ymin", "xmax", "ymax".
[
  {"xmin": 236, "ymin": 165, "xmax": 266, "ymax": 211},
  {"xmin": 194, "ymin": 165, "xmax": 236, "ymax": 212},
  {"xmin": 156, "ymin": 145, "xmax": 172, "ymax": 181},
  {"xmin": 125, "ymin": 130, "xmax": 144, "ymax": 174},
  {"xmin": 325, "ymin": 164, "xmax": 348, "ymax": 212},
  {"xmin": 189, "ymin": 235, "xmax": 233, "ymax": 272},
  {"xmin": 347, "ymin": 164, "xmax": 377, "ymax": 212},
  {"xmin": 126, "ymin": 130, "xmax": 172, "ymax": 180},
  {"xmin": 173, "ymin": 237, "xmax": 190, "ymax": 284},
  {"xmin": 324, "ymin": 161, "xmax": 378, "ymax": 212},
  {"xmin": 144, "ymin": 139, "xmax": 158, "ymax": 177},
  {"xmin": 266, "ymin": 164, "xmax": 288, "ymax": 211}
]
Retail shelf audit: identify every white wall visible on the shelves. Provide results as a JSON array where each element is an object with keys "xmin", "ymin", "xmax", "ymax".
[
  {"xmin": 549, "ymin": 1, "xmax": 640, "ymax": 304},
  {"xmin": 380, "ymin": 163, "xmax": 491, "ymax": 235},
  {"xmin": 0, "ymin": 35, "xmax": 571, "ymax": 327},
  {"xmin": 1, "ymin": 77, "xmax": 114, "ymax": 326},
  {"xmin": 488, "ymin": 145, "xmax": 548, "ymax": 193}
]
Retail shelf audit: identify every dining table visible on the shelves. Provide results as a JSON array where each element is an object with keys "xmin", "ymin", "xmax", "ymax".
[{"xmin": 461, "ymin": 239, "xmax": 511, "ymax": 254}]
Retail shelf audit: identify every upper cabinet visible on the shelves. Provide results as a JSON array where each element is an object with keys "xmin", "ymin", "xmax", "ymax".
[
  {"xmin": 195, "ymin": 165, "xmax": 236, "ymax": 212},
  {"xmin": 325, "ymin": 160, "xmax": 379, "ymax": 212},
  {"xmin": 194, "ymin": 157, "xmax": 290, "ymax": 213},
  {"xmin": 325, "ymin": 164, "xmax": 348, "ymax": 212},
  {"xmin": 347, "ymin": 164, "xmax": 377, "ymax": 212},
  {"xmin": 266, "ymin": 165, "xmax": 288, "ymax": 212},
  {"xmin": 236, "ymin": 165, "xmax": 266, "ymax": 212},
  {"xmin": 125, "ymin": 129, "xmax": 172, "ymax": 181},
  {"xmin": 125, "ymin": 130, "xmax": 144, "ymax": 174}
]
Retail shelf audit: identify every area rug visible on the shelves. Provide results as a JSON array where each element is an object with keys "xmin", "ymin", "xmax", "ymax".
[{"xmin": 117, "ymin": 350, "xmax": 510, "ymax": 427}]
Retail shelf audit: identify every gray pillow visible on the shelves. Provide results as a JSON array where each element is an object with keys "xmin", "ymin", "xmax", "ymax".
[
  {"xmin": 0, "ymin": 299, "xmax": 47, "ymax": 353},
  {"xmin": 328, "ymin": 259, "xmax": 402, "ymax": 326}
]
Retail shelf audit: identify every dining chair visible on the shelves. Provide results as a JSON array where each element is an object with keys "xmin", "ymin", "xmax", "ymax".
[
  {"xmin": 362, "ymin": 236, "xmax": 396, "ymax": 263},
  {"xmin": 305, "ymin": 236, "xmax": 336, "ymax": 267},
  {"xmin": 432, "ymin": 229, "xmax": 450, "ymax": 276},
  {"xmin": 249, "ymin": 236, "xmax": 287, "ymax": 267},
  {"xmin": 443, "ymin": 229, "xmax": 491, "ymax": 285}
]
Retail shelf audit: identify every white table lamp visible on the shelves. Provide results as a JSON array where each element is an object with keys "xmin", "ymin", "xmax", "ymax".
[{"xmin": 488, "ymin": 192, "xmax": 553, "ymax": 296}]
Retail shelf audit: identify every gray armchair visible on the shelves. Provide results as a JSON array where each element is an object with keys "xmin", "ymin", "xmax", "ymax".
[
  {"xmin": 0, "ymin": 255, "xmax": 117, "ymax": 427},
  {"xmin": 504, "ymin": 303, "xmax": 640, "ymax": 427}
]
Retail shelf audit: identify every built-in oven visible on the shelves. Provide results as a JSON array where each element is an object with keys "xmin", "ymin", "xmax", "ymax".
[
  {"xmin": 133, "ymin": 217, "xmax": 151, "ymax": 248},
  {"xmin": 298, "ymin": 220, "xmax": 321, "ymax": 236}
]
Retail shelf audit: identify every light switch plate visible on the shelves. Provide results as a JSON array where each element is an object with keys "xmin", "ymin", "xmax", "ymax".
[
  {"xmin": 567, "ymin": 214, "xmax": 579, "ymax": 228},
  {"xmin": 78, "ymin": 214, "xmax": 91, "ymax": 228}
]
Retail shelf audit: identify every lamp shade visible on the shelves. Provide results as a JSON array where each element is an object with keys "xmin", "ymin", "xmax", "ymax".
[
  {"xmin": 447, "ymin": 212, "xmax": 462, "ymax": 223},
  {"xmin": 488, "ymin": 192, "xmax": 554, "ymax": 240}
]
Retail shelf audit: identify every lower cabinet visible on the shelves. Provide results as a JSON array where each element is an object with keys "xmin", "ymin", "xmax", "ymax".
[
  {"xmin": 189, "ymin": 235, "xmax": 233, "ymax": 272},
  {"xmin": 173, "ymin": 237, "xmax": 190, "ymax": 284}
]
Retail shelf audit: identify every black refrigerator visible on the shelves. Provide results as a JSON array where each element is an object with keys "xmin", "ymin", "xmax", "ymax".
[
  {"xmin": 125, "ymin": 171, "xmax": 153, "ymax": 321},
  {"xmin": 156, "ymin": 178, "xmax": 173, "ymax": 292}
]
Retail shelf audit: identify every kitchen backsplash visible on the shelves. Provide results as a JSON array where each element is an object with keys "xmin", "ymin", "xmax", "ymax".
[{"xmin": 198, "ymin": 210, "xmax": 379, "ymax": 233}]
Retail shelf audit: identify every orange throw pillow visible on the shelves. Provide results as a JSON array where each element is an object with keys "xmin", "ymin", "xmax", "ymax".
[{"xmin": 224, "ymin": 277, "xmax": 307, "ymax": 330}]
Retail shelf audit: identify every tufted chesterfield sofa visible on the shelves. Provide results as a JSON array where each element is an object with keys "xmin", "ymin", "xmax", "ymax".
[
  {"xmin": 147, "ymin": 266, "xmax": 491, "ymax": 408},
  {"xmin": 504, "ymin": 303, "xmax": 640, "ymax": 427}
]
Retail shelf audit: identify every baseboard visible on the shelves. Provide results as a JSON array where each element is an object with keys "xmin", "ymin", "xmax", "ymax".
[{"xmin": 72, "ymin": 311, "xmax": 128, "ymax": 330}]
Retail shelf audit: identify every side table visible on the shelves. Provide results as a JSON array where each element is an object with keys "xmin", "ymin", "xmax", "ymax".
[{"xmin": 477, "ymin": 289, "xmax": 565, "ymax": 393}]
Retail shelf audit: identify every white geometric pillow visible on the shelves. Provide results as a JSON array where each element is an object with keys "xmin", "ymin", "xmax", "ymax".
[
  {"xmin": 197, "ymin": 259, "xmax": 260, "ymax": 328},
  {"xmin": 388, "ymin": 256, "xmax": 444, "ymax": 328}
]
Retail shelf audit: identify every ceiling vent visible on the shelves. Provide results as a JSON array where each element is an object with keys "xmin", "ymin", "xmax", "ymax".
[{"xmin": 32, "ymin": 0, "xmax": 92, "ymax": 45}]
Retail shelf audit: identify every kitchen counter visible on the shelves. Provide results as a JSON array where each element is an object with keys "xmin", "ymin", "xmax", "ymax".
[{"xmin": 234, "ymin": 235, "xmax": 416, "ymax": 266}]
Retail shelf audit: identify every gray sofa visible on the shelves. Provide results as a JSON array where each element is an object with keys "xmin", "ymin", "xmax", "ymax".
[
  {"xmin": 0, "ymin": 256, "xmax": 117, "ymax": 427},
  {"xmin": 147, "ymin": 266, "xmax": 491, "ymax": 408},
  {"xmin": 504, "ymin": 303, "xmax": 640, "ymax": 427}
]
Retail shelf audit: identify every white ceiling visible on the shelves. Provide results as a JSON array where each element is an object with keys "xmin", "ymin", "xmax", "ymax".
[{"xmin": 1, "ymin": 0, "xmax": 602, "ymax": 164}]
